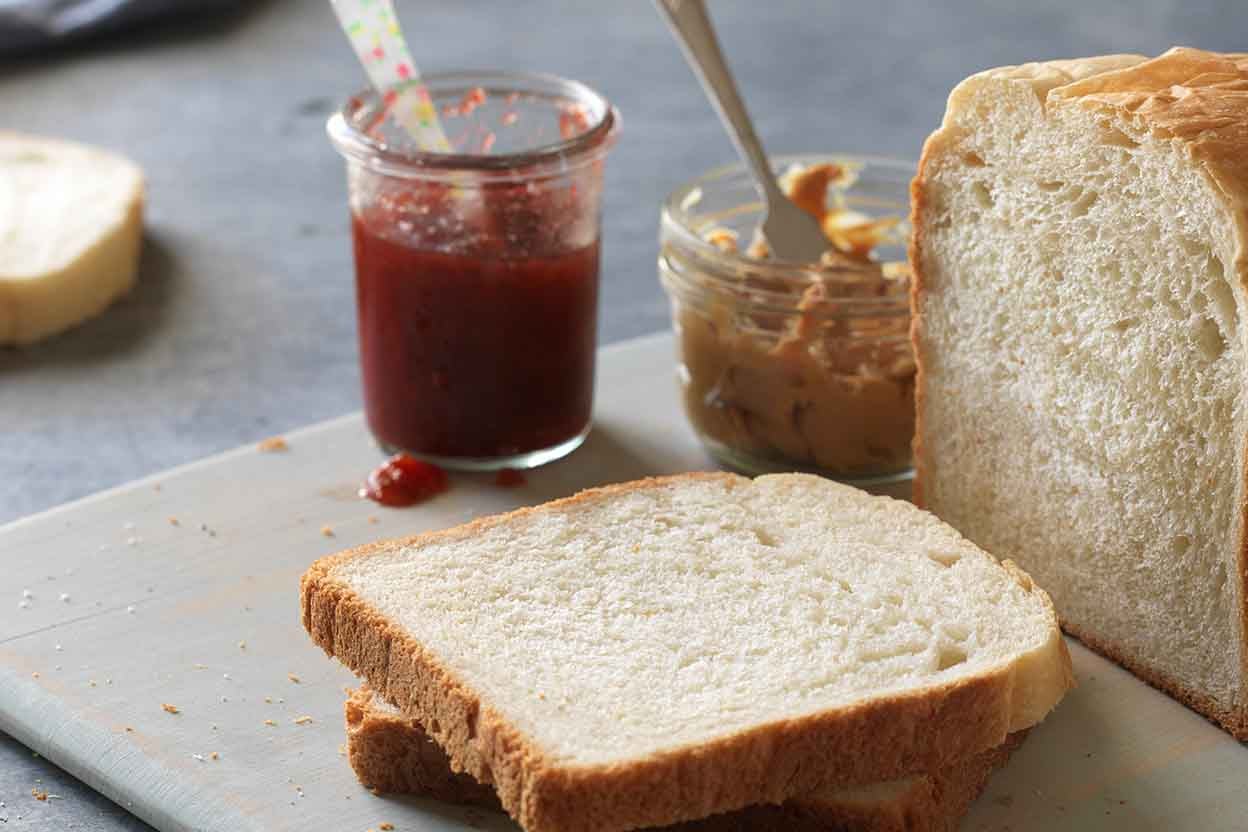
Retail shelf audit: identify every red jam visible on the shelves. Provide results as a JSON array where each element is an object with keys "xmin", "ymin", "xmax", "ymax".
[
  {"xmin": 360, "ymin": 453, "xmax": 449, "ymax": 507},
  {"xmin": 351, "ymin": 182, "xmax": 599, "ymax": 460}
]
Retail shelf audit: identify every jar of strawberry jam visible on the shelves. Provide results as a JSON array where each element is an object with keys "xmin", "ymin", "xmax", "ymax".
[{"xmin": 328, "ymin": 72, "xmax": 619, "ymax": 470}]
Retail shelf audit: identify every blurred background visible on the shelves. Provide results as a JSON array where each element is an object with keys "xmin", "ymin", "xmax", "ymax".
[{"xmin": 0, "ymin": 0, "xmax": 1241, "ymax": 827}]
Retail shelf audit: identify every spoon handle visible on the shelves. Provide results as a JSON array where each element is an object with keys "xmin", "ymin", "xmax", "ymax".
[{"xmin": 654, "ymin": 0, "xmax": 783, "ymax": 200}]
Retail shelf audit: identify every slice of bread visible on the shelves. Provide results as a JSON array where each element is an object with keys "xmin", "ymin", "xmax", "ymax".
[
  {"xmin": 345, "ymin": 686, "xmax": 1028, "ymax": 832},
  {"xmin": 911, "ymin": 47, "xmax": 1248, "ymax": 739},
  {"xmin": 302, "ymin": 472, "xmax": 1071, "ymax": 832},
  {"xmin": 0, "ymin": 131, "xmax": 144, "ymax": 344}
]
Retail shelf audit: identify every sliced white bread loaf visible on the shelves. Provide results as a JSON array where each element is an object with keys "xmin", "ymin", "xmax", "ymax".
[
  {"xmin": 911, "ymin": 47, "xmax": 1248, "ymax": 738},
  {"xmin": 302, "ymin": 473, "xmax": 1071, "ymax": 832},
  {"xmin": 0, "ymin": 132, "xmax": 144, "ymax": 344},
  {"xmin": 345, "ymin": 686, "xmax": 1028, "ymax": 832}
]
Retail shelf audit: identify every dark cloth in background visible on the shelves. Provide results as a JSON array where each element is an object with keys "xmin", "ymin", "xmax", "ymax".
[{"xmin": 0, "ymin": 0, "xmax": 242, "ymax": 55}]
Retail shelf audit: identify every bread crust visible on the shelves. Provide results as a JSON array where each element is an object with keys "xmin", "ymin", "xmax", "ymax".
[
  {"xmin": 1062, "ymin": 622, "xmax": 1248, "ymax": 740},
  {"xmin": 346, "ymin": 686, "xmax": 1028, "ymax": 832},
  {"xmin": 910, "ymin": 47, "xmax": 1248, "ymax": 736},
  {"xmin": 301, "ymin": 473, "xmax": 1071, "ymax": 832},
  {"xmin": 345, "ymin": 687, "xmax": 500, "ymax": 805}
]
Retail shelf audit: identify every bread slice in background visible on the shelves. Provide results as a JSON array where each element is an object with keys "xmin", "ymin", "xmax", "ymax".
[
  {"xmin": 302, "ymin": 472, "xmax": 1071, "ymax": 832},
  {"xmin": 345, "ymin": 686, "xmax": 1028, "ymax": 832},
  {"xmin": 0, "ymin": 131, "xmax": 144, "ymax": 344},
  {"xmin": 911, "ymin": 47, "xmax": 1248, "ymax": 738}
]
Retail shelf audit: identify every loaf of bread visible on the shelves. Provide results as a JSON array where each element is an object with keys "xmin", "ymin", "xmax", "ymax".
[
  {"xmin": 345, "ymin": 686, "xmax": 1028, "ymax": 832},
  {"xmin": 911, "ymin": 47, "xmax": 1248, "ymax": 738},
  {"xmin": 0, "ymin": 131, "xmax": 144, "ymax": 344},
  {"xmin": 302, "ymin": 472, "xmax": 1071, "ymax": 832}
]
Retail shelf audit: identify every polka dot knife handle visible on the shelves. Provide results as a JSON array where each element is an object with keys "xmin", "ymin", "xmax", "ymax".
[{"xmin": 330, "ymin": 0, "xmax": 451, "ymax": 151}]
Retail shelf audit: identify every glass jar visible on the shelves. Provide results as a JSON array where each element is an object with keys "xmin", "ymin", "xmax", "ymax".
[
  {"xmin": 658, "ymin": 154, "xmax": 914, "ymax": 485},
  {"xmin": 328, "ymin": 72, "xmax": 619, "ymax": 470}
]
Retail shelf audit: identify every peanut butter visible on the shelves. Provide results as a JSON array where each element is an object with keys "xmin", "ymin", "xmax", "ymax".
[{"xmin": 673, "ymin": 163, "xmax": 915, "ymax": 478}]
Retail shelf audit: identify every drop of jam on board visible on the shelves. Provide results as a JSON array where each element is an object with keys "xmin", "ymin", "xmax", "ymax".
[
  {"xmin": 494, "ymin": 468, "xmax": 526, "ymax": 488},
  {"xmin": 359, "ymin": 454, "xmax": 449, "ymax": 508}
]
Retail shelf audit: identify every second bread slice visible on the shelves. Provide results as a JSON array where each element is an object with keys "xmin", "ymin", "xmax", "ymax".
[
  {"xmin": 302, "ymin": 473, "xmax": 1071, "ymax": 832},
  {"xmin": 345, "ymin": 685, "xmax": 1029, "ymax": 832}
]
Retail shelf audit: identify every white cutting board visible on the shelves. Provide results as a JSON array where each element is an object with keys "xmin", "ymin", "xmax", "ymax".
[{"xmin": 2, "ymin": 333, "xmax": 1245, "ymax": 832}]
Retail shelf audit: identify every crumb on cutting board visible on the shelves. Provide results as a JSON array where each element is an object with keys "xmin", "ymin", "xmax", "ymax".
[
  {"xmin": 287, "ymin": 672, "xmax": 300, "ymax": 684},
  {"xmin": 161, "ymin": 703, "xmax": 180, "ymax": 714},
  {"xmin": 258, "ymin": 436, "xmax": 289, "ymax": 452},
  {"xmin": 320, "ymin": 525, "xmax": 335, "ymax": 538},
  {"xmin": 292, "ymin": 715, "xmax": 313, "ymax": 725}
]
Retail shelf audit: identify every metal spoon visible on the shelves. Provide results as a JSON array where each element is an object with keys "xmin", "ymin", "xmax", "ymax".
[{"xmin": 655, "ymin": 0, "xmax": 829, "ymax": 262}]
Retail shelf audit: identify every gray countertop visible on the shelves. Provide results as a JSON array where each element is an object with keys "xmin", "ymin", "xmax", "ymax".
[{"xmin": 1, "ymin": 0, "xmax": 1241, "ymax": 828}]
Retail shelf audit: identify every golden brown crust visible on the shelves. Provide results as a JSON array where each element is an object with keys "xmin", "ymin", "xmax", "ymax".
[
  {"xmin": 907, "ymin": 164, "xmax": 932, "ymax": 513},
  {"xmin": 345, "ymin": 688, "xmax": 500, "ymax": 805},
  {"xmin": 347, "ymin": 685, "xmax": 1028, "ymax": 832},
  {"xmin": 301, "ymin": 473, "xmax": 1069, "ymax": 832},
  {"xmin": 1062, "ymin": 622, "xmax": 1248, "ymax": 740},
  {"xmin": 910, "ymin": 46, "xmax": 1248, "ymax": 738}
]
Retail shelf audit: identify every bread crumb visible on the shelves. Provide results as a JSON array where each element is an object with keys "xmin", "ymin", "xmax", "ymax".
[
  {"xmin": 238, "ymin": 640, "xmax": 246, "ymax": 650},
  {"xmin": 292, "ymin": 715, "xmax": 313, "ymax": 725},
  {"xmin": 168, "ymin": 516, "xmax": 180, "ymax": 526},
  {"xmin": 287, "ymin": 672, "xmax": 301, "ymax": 684},
  {"xmin": 124, "ymin": 727, "xmax": 134, "ymax": 732},
  {"xmin": 380, "ymin": 824, "xmax": 395, "ymax": 831},
  {"xmin": 211, "ymin": 752, "xmax": 220, "ymax": 761},
  {"xmin": 264, "ymin": 696, "xmax": 273, "ymax": 704},
  {"xmin": 31, "ymin": 672, "xmax": 39, "ymax": 679},
  {"xmin": 367, "ymin": 515, "xmax": 379, "ymax": 524},
  {"xmin": 258, "ymin": 436, "xmax": 289, "ymax": 452},
  {"xmin": 88, "ymin": 680, "xmax": 97, "ymax": 688},
  {"xmin": 264, "ymin": 719, "xmax": 276, "ymax": 727},
  {"xmin": 320, "ymin": 525, "xmax": 335, "ymax": 538},
  {"xmin": 31, "ymin": 789, "xmax": 47, "ymax": 801},
  {"xmin": 337, "ymin": 744, "xmax": 346, "ymax": 756},
  {"xmin": 161, "ymin": 703, "xmax": 180, "ymax": 715}
]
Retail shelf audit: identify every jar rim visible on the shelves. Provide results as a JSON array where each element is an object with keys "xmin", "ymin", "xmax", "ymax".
[
  {"xmin": 327, "ymin": 70, "xmax": 619, "ymax": 182},
  {"xmin": 660, "ymin": 153, "xmax": 914, "ymax": 280}
]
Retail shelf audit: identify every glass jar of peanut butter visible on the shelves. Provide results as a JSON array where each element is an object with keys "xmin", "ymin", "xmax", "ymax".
[{"xmin": 658, "ymin": 154, "xmax": 914, "ymax": 485}]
